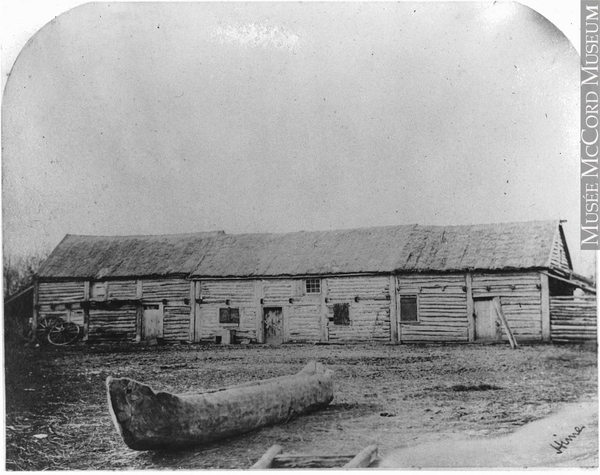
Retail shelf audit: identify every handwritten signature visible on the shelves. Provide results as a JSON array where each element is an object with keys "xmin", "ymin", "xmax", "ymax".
[{"xmin": 550, "ymin": 426, "xmax": 585, "ymax": 454}]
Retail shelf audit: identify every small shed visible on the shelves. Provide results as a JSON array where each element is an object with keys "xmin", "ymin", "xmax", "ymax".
[{"xmin": 34, "ymin": 220, "xmax": 595, "ymax": 345}]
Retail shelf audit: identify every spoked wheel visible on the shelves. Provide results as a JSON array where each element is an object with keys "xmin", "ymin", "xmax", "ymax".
[
  {"xmin": 35, "ymin": 316, "xmax": 62, "ymax": 343},
  {"xmin": 47, "ymin": 321, "xmax": 81, "ymax": 346}
]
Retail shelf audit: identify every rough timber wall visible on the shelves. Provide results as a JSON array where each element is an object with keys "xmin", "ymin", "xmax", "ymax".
[
  {"xmin": 263, "ymin": 279, "xmax": 321, "ymax": 342},
  {"xmin": 37, "ymin": 281, "xmax": 85, "ymax": 327},
  {"xmin": 397, "ymin": 274, "xmax": 468, "ymax": 342},
  {"xmin": 88, "ymin": 304, "xmax": 137, "ymax": 341},
  {"xmin": 550, "ymin": 233, "xmax": 571, "ymax": 273},
  {"xmin": 472, "ymin": 272, "xmax": 543, "ymax": 341},
  {"xmin": 550, "ymin": 296, "xmax": 597, "ymax": 342},
  {"xmin": 199, "ymin": 280, "xmax": 256, "ymax": 341},
  {"xmin": 326, "ymin": 276, "xmax": 391, "ymax": 342},
  {"xmin": 164, "ymin": 305, "xmax": 192, "ymax": 341}
]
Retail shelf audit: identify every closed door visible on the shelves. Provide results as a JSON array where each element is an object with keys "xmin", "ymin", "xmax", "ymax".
[
  {"xmin": 263, "ymin": 307, "xmax": 283, "ymax": 345},
  {"xmin": 474, "ymin": 299, "xmax": 501, "ymax": 341},
  {"xmin": 143, "ymin": 304, "xmax": 163, "ymax": 340}
]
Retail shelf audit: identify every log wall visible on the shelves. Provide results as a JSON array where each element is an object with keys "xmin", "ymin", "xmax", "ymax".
[
  {"xmin": 550, "ymin": 233, "xmax": 571, "ymax": 273},
  {"xmin": 326, "ymin": 276, "xmax": 391, "ymax": 342},
  {"xmin": 37, "ymin": 278, "xmax": 194, "ymax": 343},
  {"xmin": 550, "ymin": 296, "xmax": 597, "ymax": 342},
  {"xmin": 472, "ymin": 272, "xmax": 543, "ymax": 341},
  {"xmin": 198, "ymin": 280, "xmax": 256, "ymax": 341},
  {"xmin": 397, "ymin": 274, "xmax": 468, "ymax": 342}
]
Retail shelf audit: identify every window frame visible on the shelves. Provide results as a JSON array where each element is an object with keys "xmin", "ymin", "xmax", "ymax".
[
  {"xmin": 219, "ymin": 307, "xmax": 240, "ymax": 326},
  {"xmin": 304, "ymin": 278, "xmax": 321, "ymax": 294},
  {"xmin": 332, "ymin": 302, "xmax": 351, "ymax": 326},
  {"xmin": 399, "ymin": 294, "xmax": 420, "ymax": 324}
]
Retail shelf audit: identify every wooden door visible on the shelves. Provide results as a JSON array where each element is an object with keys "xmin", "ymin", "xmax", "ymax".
[
  {"xmin": 473, "ymin": 299, "xmax": 501, "ymax": 341},
  {"xmin": 263, "ymin": 307, "xmax": 283, "ymax": 345},
  {"xmin": 142, "ymin": 304, "xmax": 163, "ymax": 340}
]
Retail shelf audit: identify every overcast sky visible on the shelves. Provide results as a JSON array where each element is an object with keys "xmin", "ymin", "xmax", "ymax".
[{"xmin": 2, "ymin": 1, "xmax": 592, "ymax": 275}]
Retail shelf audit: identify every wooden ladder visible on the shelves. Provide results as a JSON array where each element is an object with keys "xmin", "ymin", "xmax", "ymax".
[{"xmin": 251, "ymin": 444, "xmax": 378, "ymax": 469}]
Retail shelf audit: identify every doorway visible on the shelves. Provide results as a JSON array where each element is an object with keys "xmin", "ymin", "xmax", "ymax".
[
  {"xmin": 263, "ymin": 307, "xmax": 283, "ymax": 345},
  {"xmin": 142, "ymin": 304, "xmax": 163, "ymax": 340},
  {"xmin": 473, "ymin": 298, "xmax": 501, "ymax": 341}
]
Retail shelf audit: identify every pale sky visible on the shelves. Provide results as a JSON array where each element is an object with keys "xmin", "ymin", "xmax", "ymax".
[{"xmin": 1, "ymin": 1, "xmax": 593, "ymax": 276}]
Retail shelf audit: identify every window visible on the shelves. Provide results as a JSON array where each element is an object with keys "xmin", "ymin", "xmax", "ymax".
[
  {"xmin": 305, "ymin": 278, "xmax": 321, "ymax": 294},
  {"xmin": 400, "ymin": 295, "xmax": 419, "ymax": 323},
  {"xmin": 219, "ymin": 307, "xmax": 240, "ymax": 325},
  {"xmin": 333, "ymin": 303, "xmax": 350, "ymax": 325}
]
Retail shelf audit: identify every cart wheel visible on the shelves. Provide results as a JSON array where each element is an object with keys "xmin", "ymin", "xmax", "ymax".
[
  {"xmin": 35, "ymin": 316, "xmax": 62, "ymax": 343},
  {"xmin": 47, "ymin": 321, "xmax": 81, "ymax": 346}
]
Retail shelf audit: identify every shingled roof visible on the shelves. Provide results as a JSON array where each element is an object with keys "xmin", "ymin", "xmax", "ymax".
[{"xmin": 37, "ymin": 221, "xmax": 567, "ymax": 280}]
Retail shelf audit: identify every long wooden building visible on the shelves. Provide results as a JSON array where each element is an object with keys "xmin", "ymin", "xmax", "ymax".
[{"xmin": 34, "ymin": 220, "xmax": 596, "ymax": 345}]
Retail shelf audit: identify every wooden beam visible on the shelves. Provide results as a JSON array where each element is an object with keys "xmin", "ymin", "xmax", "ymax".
[
  {"xmin": 189, "ymin": 281, "xmax": 195, "ymax": 343},
  {"xmin": 194, "ymin": 281, "xmax": 202, "ymax": 342},
  {"xmin": 251, "ymin": 445, "xmax": 283, "ymax": 469},
  {"xmin": 389, "ymin": 275, "xmax": 398, "ymax": 343},
  {"xmin": 493, "ymin": 297, "xmax": 518, "ymax": 349},
  {"xmin": 465, "ymin": 272, "xmax": 474, "ymax": 342},
  {"xmin": 255, "ymin": 280, "xmax": 264, "ymax": 343},
  {"xmin": 320, "ymin": 278, "xmax": 329, "ymax": 342},
  {"xmin": 135, "ymin": 280, "xmax": 143, "ymax": 343},
  {"xmin": 80, "ymin": 281, "xmax": 90, "ymax": 342},
  {"xmin": 343, "ymin": 444, "xmax": 378, "ymax": 468},
  {"xmin": 32, "ymin": 280, "xmax": 39, "ymax": 336},
  {"xmin": 540, "ymin": 273, "xmax": 551, "ymax": 341}
]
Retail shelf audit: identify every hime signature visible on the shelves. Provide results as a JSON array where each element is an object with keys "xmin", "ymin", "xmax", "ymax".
[{"xmin": 550, "ymin": 426, "xmax": 585, "ymax": 454}]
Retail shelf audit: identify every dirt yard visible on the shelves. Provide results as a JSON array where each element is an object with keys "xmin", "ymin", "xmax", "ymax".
[{"xmin": 4, "ymin": 340, "xmax": 598, "ymax": 470}]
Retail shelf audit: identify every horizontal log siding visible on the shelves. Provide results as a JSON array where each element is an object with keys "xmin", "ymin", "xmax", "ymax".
[
  {"xmin": 472, "ymin": 272, "xmax": 542, "ymax": 341},
  {"xmin": 143, "ymin": 279, "xmax": 189, "ymax": 301},
  {"xmin": 398, "ymin": 274, "xmax": 468, "ymax": 342},
  {"xmin": 262, "ymin": 279, "xmax": 321, "ymax": 342},
  {"xmin": 288, "ymin": 304, "xmax": 321, "ymax": 342},
  {"xmin": 88, "ymin": 305, "xmax": 137, "ymax": 341},
  {"xmin": 107, "ymin": 280, "xmax": 137, "ymax": 299},
  {"xmin": 199, "ymin": 280, "xmax": 255, "ymax": 340},
  {"xmin": 164, "ymin": 306, "xmax": 191, "ymax": 342},
  {"xmin": 326, "ymin": 276, "xmax": 390, "ymax": 342},
  {"xmin": 38, "ymin": 281, "xmax": 84, "ymax": 304},
  {"xmin": 550, "ymin": 296, "xmax": 597, "ymax": 342}
]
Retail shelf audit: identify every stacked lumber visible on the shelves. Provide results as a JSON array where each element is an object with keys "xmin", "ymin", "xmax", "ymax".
[{"xmin": 550, "ymin": 296, "xmax": 597, "ymax": 342}]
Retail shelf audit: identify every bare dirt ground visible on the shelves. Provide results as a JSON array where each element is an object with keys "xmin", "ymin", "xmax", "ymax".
[{"xmin": 4, "ymin": 340, "xmax": 598, "ymax": 470}]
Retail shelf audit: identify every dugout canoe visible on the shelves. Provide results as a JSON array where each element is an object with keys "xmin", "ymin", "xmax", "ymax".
[{"xmin": 106, "ymin": 360, "xmax": 334, "ymax": 450}]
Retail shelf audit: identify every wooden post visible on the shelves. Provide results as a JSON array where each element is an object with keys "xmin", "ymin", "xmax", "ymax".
[
  {"xmin": 493, "ymin": 297, "xmax": 518, "ymax": 349},
  {"xmin": 135, "ymin": 280, "xmax": 143, "ymax": 343},
  {"xmin": 255, "ymin": 280, "xmax": 264, "ymax": 343},
  {"xmin": 189, "ymin": 281, "xmax": 195, "ymax": 343},
  {"xmin": 389, "ymin": 275, "xmax": 398, "ymax": 343},
  {"xmin": 32, "ymin": 279, "xmax": 39, "ymax": 336},
  {"xmin": 343, "ymin": 445, "xmax": 378, "ymax": 468},
  {"xmin": 83, "ymin": 281, "xmax": 90, "ymax": 341},
  {"xmin": 251, "ymin": 445, "xmax": 283, "ymax": 469},
  {"xmin": 540, "ymin": 273, "xmax": 551, "ymax": 342},
  {"xmin": 320, "ymin": 278, "xmax": 329, "ymax": 342},
  {"xmin": 465, "ymin": 272, "xmax": 474, "ymax": 342},
  {"xmin": 194, "ymin": 281, "xmax": 202, "ymax": 342}
]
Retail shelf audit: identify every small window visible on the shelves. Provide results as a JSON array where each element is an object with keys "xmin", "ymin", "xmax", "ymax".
[
  {"xmin": 333, "ymin": 303, "xmax": 350, "ymax": 325},
  {"xmin": 400, "ymin": 295, "xmax": 418, "ymax": 323},
  {"xmin": 219, "ymin": 307, "xmax": 240, "ymax": 325},
  {"xmin": 305, "ymin": 278, "xmax": 321, "ymax": 294}
]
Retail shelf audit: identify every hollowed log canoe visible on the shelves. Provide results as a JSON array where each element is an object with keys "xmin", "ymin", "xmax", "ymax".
[{"xmin": 106, "ymin": 360, "xmax": 334, "ymax": 450}]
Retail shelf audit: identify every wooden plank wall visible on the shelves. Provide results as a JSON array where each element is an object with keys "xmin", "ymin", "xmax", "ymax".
[
  {"xmin": 397, "ymin": 274, "xmax": 468, "ymax": 342},
  {"xmin": 472, "ymin": 272, "xmax": 542, "ymax": 341},
  {"xmin": 37, "ymin": 278, "xmax": 193, "ymax": 343},
  {"xmin": 88, "ymin": 305, "xmax": 137, "ymax": 341},
  {"xmin": 550, "ymin": 233, "xmax": 571, "ymax": 273},
  {"xmin": 198, "ymin": 280, "xmax": 256, "ymax": 341},
  {"xmin": 550, "ymin": 296, "xmax": 597, "ymax": 342},
  {"xmin": 326, "ymin": 276, "xmax": 390, "ymax": 342},
  {"xmin": 263, "ymin": 279, "xmax": 320, "ymax": 342}
]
